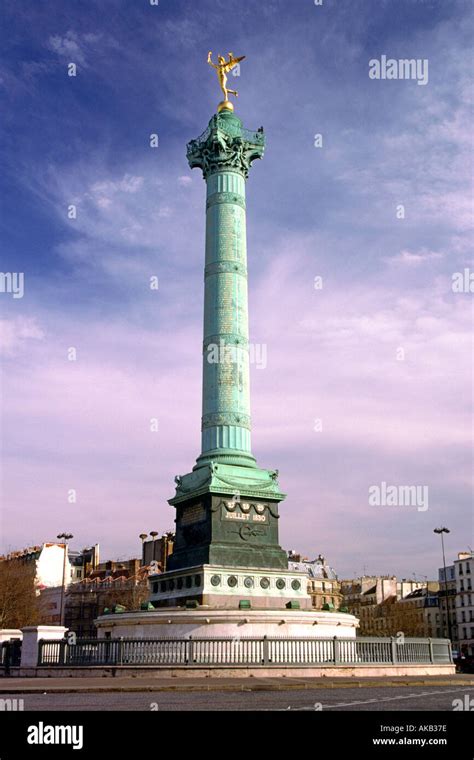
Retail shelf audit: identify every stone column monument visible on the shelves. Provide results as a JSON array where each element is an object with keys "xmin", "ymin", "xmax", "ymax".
[
  {"xmin": 95, "ymin": 54, "xmax": 358, "ymax": 638},
  {"xmin": 165, "ymin": 106, "xmax": 293, "ymax": 586},
  {"xmin": 151, "ymin": 57, "xmax": 309, "ymax": 609}
]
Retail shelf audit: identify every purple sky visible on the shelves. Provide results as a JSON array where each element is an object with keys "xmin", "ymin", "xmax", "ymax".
[{"xmin": 1, "ymin": 0, "xmax": 472, "ymax": 578}]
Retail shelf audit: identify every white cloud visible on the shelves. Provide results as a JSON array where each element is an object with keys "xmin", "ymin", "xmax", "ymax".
[
  {"xmin": 89, "ymin": 174, "xmax": 144, "ymax": 208},
  {"xmin": 0, "ymin": 317, "xmax": 45, "ymax": 355},
  {"xmin": 47, "ymin": 31, "xmax": 107, "ymax": 69},
  {"xmin": 48, "ymin": 31, "xmax": 88, "ymax": 68},
  {"xmin": 385, "ymin": 249, "xmax": 444, "ymax": 265}
]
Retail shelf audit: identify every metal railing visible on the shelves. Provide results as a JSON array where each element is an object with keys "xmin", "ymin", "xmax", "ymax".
[
  {"xmin": 37, "ymin": 636, "xmax": 452, "ymax": 668},
  {"xmin": 0, "ymin": 640, "xmax": 22, "ymax": 673}
]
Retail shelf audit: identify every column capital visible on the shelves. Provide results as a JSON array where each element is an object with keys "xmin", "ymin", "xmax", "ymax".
[{"xmin": 187, "ymin": 111, "xmax": 265, "ymax": 180}]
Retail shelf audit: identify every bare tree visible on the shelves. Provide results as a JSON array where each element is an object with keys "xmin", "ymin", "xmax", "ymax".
[
  {"xmin": 0, "ymin": 559, "xmax": 39, "ymax": 628},
  {"xmin": 101, "ymin": 576, "xmax": 149, "ymax": 613}
]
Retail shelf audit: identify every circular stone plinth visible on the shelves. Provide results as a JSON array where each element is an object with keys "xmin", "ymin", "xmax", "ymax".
[{"xmin": 95, "ymin": 608, "xmax": 358, "ymax": 640}]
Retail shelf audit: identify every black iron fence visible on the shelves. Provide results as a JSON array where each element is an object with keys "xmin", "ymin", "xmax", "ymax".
[
  {"xmin": 37, "ymin": 636, "xmax": 453, "ymax": 668},
  {"xmin": 0, "ymin": 640, "xmax": 22, "ymax": 674}
]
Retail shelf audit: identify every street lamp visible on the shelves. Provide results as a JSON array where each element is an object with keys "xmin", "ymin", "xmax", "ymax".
[
  {"xmin": 57, "ymin": 532, "xmax": 73, "ymax": 626},
  {"xmin": 149, "ymin": 532, "xmax": 159, "ymax": 565},
  {"xmin": 139, "ymin": 534, "xmax": 148, "ymax": 565},
  {"xmin": 434, "ymin": 527, "xmax": 453, "ymax": 643},
  {"xmin": 162, "ymin": 531, "xmax": 174, "ymax": 572}
]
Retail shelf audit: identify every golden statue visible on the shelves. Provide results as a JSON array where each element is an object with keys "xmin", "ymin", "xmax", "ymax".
[{"xmin": 207, "ymin": 51, "xmax": 246, "ymax": 112}]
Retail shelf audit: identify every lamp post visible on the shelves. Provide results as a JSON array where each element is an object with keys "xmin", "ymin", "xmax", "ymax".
[
  {"xmin": 57, "ymin": 532, "xmax": 73, "ymax": 626},
  {"xmin": 139, "ymin": 534, "xmax": 148, "ymax": 566},
  {"xmin": 434, "ymin": 527, "xmax": 453, "ymax": 642},
  {"xmin": 150, "ymin": 532, "xmax": 158, "ymax": 564},
  {"xmin": 162, "ymin": 532, "xmax": 174, "ymax": 572}
]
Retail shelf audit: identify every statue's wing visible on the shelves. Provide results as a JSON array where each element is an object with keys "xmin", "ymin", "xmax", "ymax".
[{"xmin": 223, "ymin": 55, "xmax": 246, "ymax": 72}]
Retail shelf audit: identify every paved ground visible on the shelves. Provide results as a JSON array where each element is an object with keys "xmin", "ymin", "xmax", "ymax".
[
  {"xmin": 1, "ymin": 675, "xmax": 472, "ymax": 693},
  {"xmin": 0, "ymin": 674, "xmax": 474, "ymax": 694},
  {"xmin": 2, "ymin": 685, "xmax": 474, "ymax": 711},
  {"xmin": 1, "ymin": 676, "xmax": 473, "ymax": 711}
]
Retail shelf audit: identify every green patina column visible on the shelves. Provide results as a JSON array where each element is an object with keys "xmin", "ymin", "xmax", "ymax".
[
  {"xmin": 167, "ymin": 107, "xmax": 287, "ymax": 572},
  {"xmin": 188, "ymin": 109, "xmax": 263, "ymax": 467}
]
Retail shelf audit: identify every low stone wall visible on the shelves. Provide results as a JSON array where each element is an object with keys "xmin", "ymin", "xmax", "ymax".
[{"xmin": 8, "ymin": 663, "xmax": 455, "ymax": 679}]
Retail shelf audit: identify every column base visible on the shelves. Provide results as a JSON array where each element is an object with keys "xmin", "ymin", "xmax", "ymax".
[
  {"xmin": 194, "ymin": 449, "xmax": 257, "ymax": 470},
  {"xmin": 148, "ymin": 565, "xmax": 311, "ymax": 609},
  {"xmin": 170, "ymin": 459, "xmax": 285, "ymax": 506}
]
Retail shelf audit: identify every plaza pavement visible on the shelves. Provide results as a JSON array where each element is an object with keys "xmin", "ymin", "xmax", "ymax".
[{"xmin": 0, "ymin": 674, "xmax": 473, "ymax": 694}]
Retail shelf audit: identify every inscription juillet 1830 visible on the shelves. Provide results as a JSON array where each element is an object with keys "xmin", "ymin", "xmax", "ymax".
[{"xmin": 221, "ymin": 499, "xmax": 268, "ymax": 523}]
